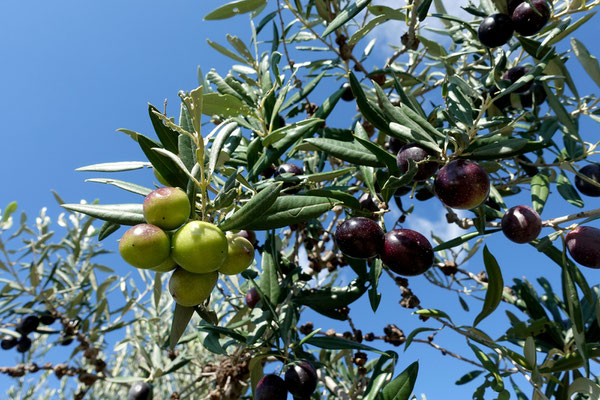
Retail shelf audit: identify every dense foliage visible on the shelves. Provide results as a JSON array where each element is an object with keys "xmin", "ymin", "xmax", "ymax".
[{"xmin": 2, "ymin": 0, "xmax": 600, "ymax": 398}]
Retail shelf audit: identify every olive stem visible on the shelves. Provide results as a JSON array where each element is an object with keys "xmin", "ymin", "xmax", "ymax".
[
  {"xmin": 446, "ymin": 207, "xmax": 600, "ymax": 230},
  {"xmin": 384, "ymin": 0, "xmax": 421, "ymax": 69}
]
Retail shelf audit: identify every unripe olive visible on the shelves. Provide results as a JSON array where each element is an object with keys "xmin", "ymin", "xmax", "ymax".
[
  {"xmin": 119, "ymin": 224, "xmax": 171, "ymax": 269},
  {"xmin": 171, "ymin": 221, "xmax": 228, "ymax": 274},
  {"xmin": 149, "ymin": 256, "xmax": 177, "ymax": 273},
  {"xmin": 143, "ymin": 187, "xmax": 191, "ymax": 230},
  {"xmin": 218, "ymin": 234, "xmax": 255, "ymax": 275},
  {"xmin": 168, "ymin": 268, "xmax": 219, "ymax": 307}
]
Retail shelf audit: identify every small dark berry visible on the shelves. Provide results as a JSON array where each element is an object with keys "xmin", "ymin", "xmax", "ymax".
[
  {"xmin": 335, "ymin": 217, "xmax": 384, "ymax": 259},
  {"xmin": 575, "ymin": 164, "xmax": 600, "ymax": 197},
  {"xmin": 274, "ymin": 163, "xmax": 304, "ymax": 194},
  {"xmin": 256, "ymin": 374, "xmax": 287, "ymax": 400},
  {"xmin": 341, "ymin": 82, "xmax": 354, "ymax": 101},
  {"xmin": 277, "ymin": 115, "xmax": 286, "ymax": 128},
  {"xmin": 17, "ymin": 315, "xmax": 40, "ymax": 335},
  {"xmin": 511, "ymin": 0, "xmax": 551, "ymax": 36},
  {"xmin": 285, "ymin": 361, "xmax": 318, "ymax": 398},
  {"xmin": 370, "ymin": 73, "xmax": 386, "ymax": 86},
  {"xmin": 519, "ymin": 83, "xmax": 546, "ymax": 108},
  {"xmin": 478, "ymin": 14, "xmax": 514, "ymax": 48},
  {"xmin": 127, "ymin": 382, "xmax": 153, "ymax": 400},
  {"xmin": 508, "ymin": 0, "xmax": 524, "ymax": 15},
  {"xmin": 502, "ymin": 66, "xmax": 532, "ymax": 93},
  {"xmin": 39, "ymin": 311, "xmax": 56, "ymax": 326},
  {"xmin": 358, "ymin": 193, "xmax": 379, "ymax": 212},
  {"xmin": 415, "ymin": 186, "xmax": 435, "ymax": 201},
  {"xmin": 488, "ymin": 86, "xmax": 511, "ymax": 110},
  {"xmin": 245, "ymin": 288, "xmax": 260, "ymax": 309},
  {"xmin": 566, "ymin": 226, "xmax": 600, "ymax": 269},
  {"xmin": 59, "ymin": 334, "xmax": 73, "ymax": 346},
  {"xmin": 434, "ymin": 160, "xmax": 490, "ymax": 209},
  {"xmin": 501, "ymin": 205, "xmax": 542, "ymax": 243},
  {"xmin": 380, "ymin": 229, "xmax": 434, "ymax": 276},
  {"xmin": 16, "ymin": 336, "xmax": 32, "ymax": 353},
  {"xmin": 1, "ymin": 335, "xmax": 18, "ymax": 350},
  {"xmin": 238, "ymin": 230, "xmax": 258, "ymax": 246},
  {"xmin": 388, "ymin": 137, "xmax": 403, "ymax": 154},
  {"xmin": 396, "ymin": 143, "xmax": 438, "ymax": 181}
]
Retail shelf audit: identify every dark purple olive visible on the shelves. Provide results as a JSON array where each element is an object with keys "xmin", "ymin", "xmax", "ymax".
[
  {"xmin": 380, "ymin": 229, "xmax": 434, "ymax": 276},
  {"xmin": 508, "ymin": 0, "xmax": 524, "ymax": 15},
  {"xmin": 358, "ymin": 193, "xmax": 379, "ymax": 212},
  {"xmin": 478, "ymin": 14, "xmax": 514, "ymax": 48},
  {"xmin": 502, "ymin": 66, "xmax": 532, "ymax": 93},
  {"xmin": 256, "ymin": 374, "xmax": 287, "ymax": 400},
  {"xmin": 434, "ymin": 160, "xmax": 490, "ymax": 209},
  {"xmin": 341, "ymin": 83, "xmax": 354, "ymax": 101},
  {"xmin": 262, "ymin": 164, "xmax": 277, "ymax": 179},
  {"xmin": 488, "ymin": 86, "xmax": 511, "ymax": 110},
  {"xmin": 396, "ymin": 143, "xmax": 438, "ymax": 181},
  {"xmin": 16, "ymin": 336, "xmax": 32, "ymax": 353},
  {"xmin": 277, "ymin": 115, "xmax": 286, "ymax": 128},
  {"xmin": 238, "ymin": 230, "xmax": 257, "ymax": 246},
  {"xmin": 393, "ymin": 186, "xmax": 411, "ymax": 210},
  {"xmin": 285, "ymin": 361, "xmax": 318, "ymax": 399},
  {"xmin": 519, "ymin": 83, "xmax": 546, "ymax": 108},
  {"xmin": 1, "ymin": 335, "xmax": 18, "ymax": 350},
  {"xmin": 127, "ymin": 382, "xmax": 153, "ymax": 400},
  {"xmin": 39, "ymin": 311, "xmax": 57, "ymax": 326},
  {"xmin": 245, "ymin": 288, "xmax": 260, "ymax": 309},
  {"xmin": 511, "ymin": 0, "xmax": 551, "ymax": 36},
  {"xmin": 575, "ymin": 164, "xmax": 600, "ymax": 197},
  {"xmin": 274, "ymin": 163, "xmax": 304, "ymax": 193},
  {"xmin": 16, "ymin": 315, "xmax": 40, "ymax": 335},
  {"xmin": 501, "ymin": 205, "xmax": 542, "ymax": 243},
  {"xmin": 334, "ymin": 217, "xmax": 384, "ymax": 259},
  {"xmin": 388, "ymin": 137, "xmax": 403, "ymax": 154},
  {"xmin": 415, "ymin": 186, "xmax": 435, "ymax": 201},
  {"xmin": 566, "ymin": 226, "xmax": 600, "ymax": 269},
  {"xmin": 59, "ymin": 333, "xmax": 73, "ymax": 346}
]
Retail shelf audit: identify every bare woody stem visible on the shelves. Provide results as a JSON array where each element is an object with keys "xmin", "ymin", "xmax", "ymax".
[
  {"xmin": 446, "ymin": 207, "xmax": 600, "ymax": 230},
  {"xmin": 384, "ymin": 0, "xmax": 421, "ymax": 69}
]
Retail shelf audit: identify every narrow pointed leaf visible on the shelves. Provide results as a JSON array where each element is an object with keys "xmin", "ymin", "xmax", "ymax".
[
  {"xmin": 473, "ymin": 246, "xmax": 504, "ymax": 327},
  {"xmin": 381, "ymin": 361, "xmax": 419, "ymax": 400},
  {"xmin": 323, "ymin": 0, "xmax": 371, "ymax": 37},
  {"xmin": 218, "ymin": 183, "xmax": 282, "ymax": 231},
  {"xmin": 304, "ymin": 138, "xmax": 385, "ymax": 167},
  {"xmin": 76, "ymin": 161, "xmax": 151, "ymax": 172},
  {"xmin": 62, "ymin": 203, "xmax": 144, "ymax": 225},
  {"xmin": 243, "ymin": 196, "xmax": 338, "ymax": 230},
  {"xmin": 204, "ymin": 0, "xmax": 267, "ymax": 21},
  {"xmin": 85, "ymin": 178, "xmax": 152, "ymax": 196},
  {"xmin": 169, "ymin": 304, "xmax": 195, "ymax": 349},
  {"xmin": 531, "ymin": 173, "xmax": 550, "ymax": 214}
]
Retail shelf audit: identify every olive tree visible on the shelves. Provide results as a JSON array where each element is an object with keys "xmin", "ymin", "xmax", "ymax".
[{"xmin": 2, "ymin": 0, "xmax": 600, "ymax": 398}]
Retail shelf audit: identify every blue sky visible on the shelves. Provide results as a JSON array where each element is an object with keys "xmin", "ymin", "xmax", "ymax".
[{"xmin": 1, "ymin": 1, "xmax": 600, "ymax": 398}]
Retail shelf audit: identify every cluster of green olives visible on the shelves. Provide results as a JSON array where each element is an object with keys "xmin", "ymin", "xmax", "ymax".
[{"xmin": 118, "ymin": 187, "xmax": 255, "ymax": 307}]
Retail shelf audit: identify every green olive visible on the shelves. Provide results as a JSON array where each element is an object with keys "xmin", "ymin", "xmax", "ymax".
[
  {"xmin": 118, "ymin": 224, "xmax": 170, "ymax": 269},
  {"xmin": 171, "ymin": 221, "xmax": 228, "ymax": 274}
]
